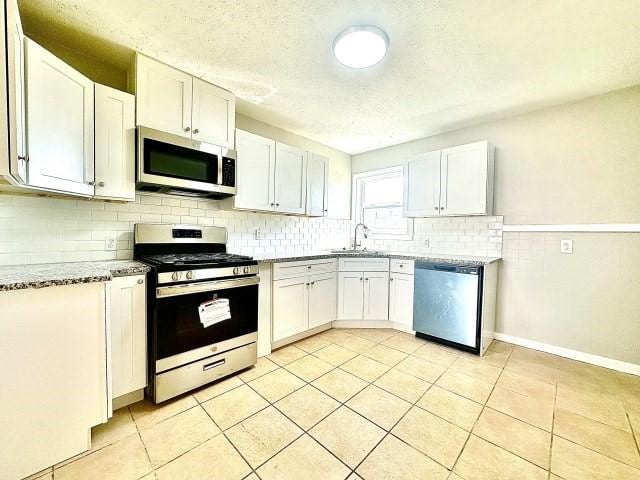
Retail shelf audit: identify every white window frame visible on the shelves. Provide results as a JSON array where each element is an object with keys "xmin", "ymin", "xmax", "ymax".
[{"xmin": 352, "ymin": 166, "xmax": 414, "ymax": 241}]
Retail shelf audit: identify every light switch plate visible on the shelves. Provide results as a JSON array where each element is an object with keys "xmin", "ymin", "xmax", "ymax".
[
  {"xmin": 560, "ymin": 239, "xmax": 573, "ymax": 254},
  {"xmin": 254, "ymin": 228, "xmax": 265, "ymax": 240},
  {"xmin": 105, "ymin": 233, "xmax": 117, "ymax": 251}
]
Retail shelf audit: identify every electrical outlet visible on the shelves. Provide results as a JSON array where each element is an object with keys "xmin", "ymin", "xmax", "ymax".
[
  {"xmin": 560, "ymin": 239, "xmax": 573, "ymax": 254},
  {"xmin": 254, "ymin": 228, "xmax": 265, "ymax": 240},
  {"xmin": 424, "ymin": 238, "xmax": 430, "ymax": 249},
  {"xmin": 105, "ymin": 233, "xmax": 117, "ymax": 251}
]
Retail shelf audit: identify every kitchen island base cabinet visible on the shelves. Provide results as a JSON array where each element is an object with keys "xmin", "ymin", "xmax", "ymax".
[{"xmin": 0, "ymin": 283, "xmax": 109, "ymax": 480}]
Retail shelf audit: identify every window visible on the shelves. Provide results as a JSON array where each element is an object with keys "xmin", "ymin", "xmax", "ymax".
[{"xmin": 352, "ymin": 166, "xmax": 413, "ymax": 240}]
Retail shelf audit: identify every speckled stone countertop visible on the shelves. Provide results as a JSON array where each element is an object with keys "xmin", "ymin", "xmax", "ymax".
[
  {"xmin": 0, "ymin": 260, "xmax": 151, "ymax": 292},
  {"xmin": 252, "ymin": 251, "xmax": 501, "ymax": 266}
]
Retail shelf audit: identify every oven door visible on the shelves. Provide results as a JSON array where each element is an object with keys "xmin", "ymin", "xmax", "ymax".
[{"xmin": 153, "ymin": 276, "xmax": 259, "ymax": 373}]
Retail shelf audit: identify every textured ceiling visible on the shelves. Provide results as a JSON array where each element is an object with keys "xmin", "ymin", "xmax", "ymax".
[{"xmin": 19, "ymin": 0, "xmax": 640, "ymax": 154}]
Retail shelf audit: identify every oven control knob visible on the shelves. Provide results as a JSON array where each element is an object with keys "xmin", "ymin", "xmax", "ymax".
[
  {"xmin": 233, "ymin": 267, "xmax": 240, "ymax": 275},
  {"xmin": 243, "ymin": 266, "xmax": 250, "ymax": 274},
  {"xmin": 171, "ymin": 272, "xmax": 181, "ymax": 281},
  {"xmin": 186, "ymin": 271, "xmax": 194, "ymax": 280}
]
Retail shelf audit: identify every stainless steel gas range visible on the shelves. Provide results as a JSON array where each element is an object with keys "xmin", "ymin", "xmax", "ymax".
[{"xmin": 134, "ymin": 223, "xmax": 259, "ymax": 403}]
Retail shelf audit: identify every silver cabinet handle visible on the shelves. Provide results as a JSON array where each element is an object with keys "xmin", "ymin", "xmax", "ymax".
[
  {"xmin": 98, "ymin": 181, "xmax": 105, "ymax": 187},
  {"xmin": 137, "ymin": 278, "xmax": 144, "ymax": 284},
  {"xmin": 390, "ymin": 278, "xmax": 394, "ymax": 282},
  {"xmin": 365, "ymin": 278, "xmax": 369, "ymax": 281},
  {"xmin": 184, "ymin": 126, "xmax": 191, "ymax": 132},
  {"xmin": 360, "ymin": 278, "xmax": 363, "ymax": 281},
  {"xmin": 193, "ymin": 128, "xmax": 199, "ymax": 134},
  {"xmin": 270, "ymin": 203, "xmax": 275, "ymax": 207},
  {"xmin": 434, "ymin": 206, "xmax": 439, "ymax": 210},
  {"xmin": 87, "ymin": 180, "xmax": 95, "ymax": 186},
  {"xmin": 276, "ymin": 203, "xmax": 280, "ymax": 207},
  {"xmin": 17, "ymin": 155, "xmax": 27, "ymax": 161}
]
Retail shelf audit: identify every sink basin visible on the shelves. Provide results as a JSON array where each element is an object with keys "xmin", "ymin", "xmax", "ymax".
[{"xmin": 330, "ymin": 249, "xmax": 383, "ymax": 255}]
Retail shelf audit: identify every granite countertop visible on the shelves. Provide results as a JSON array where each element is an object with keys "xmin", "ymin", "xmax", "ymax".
[
  {"xmin": 0, "ymin": 260, "xmax": 151, "ymax": 292},
  {"xmin": 252, "ymin": 251, "xmax": 501, "ymax": 266}
]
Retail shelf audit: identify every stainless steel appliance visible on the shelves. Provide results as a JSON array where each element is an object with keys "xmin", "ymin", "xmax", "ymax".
[
  {"xmin": 413, "ymin": 261, "xmax": 483, "ymax": 354},
  {"xmin": 136, "ymin": 126, "xmax": 236, "ymax": 198},
  {"xmin": 134, "ymin": 223, "xmax": 258, "ymax": 403}
]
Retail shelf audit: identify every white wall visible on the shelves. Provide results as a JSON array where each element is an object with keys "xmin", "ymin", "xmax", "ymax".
[{"xmin": 353, "ymin": 85, "xmax": 640, "ymax": 366}]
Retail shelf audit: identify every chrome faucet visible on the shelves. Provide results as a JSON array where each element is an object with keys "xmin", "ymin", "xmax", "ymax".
[{"xmin": 353, "ymin": 223, "xmax": 370, "ymax": 249}]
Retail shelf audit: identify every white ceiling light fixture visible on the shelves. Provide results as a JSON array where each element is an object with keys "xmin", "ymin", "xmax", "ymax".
[{"xmin": 333, "ymin": 25, "xmax": 389, "ymax": 69}]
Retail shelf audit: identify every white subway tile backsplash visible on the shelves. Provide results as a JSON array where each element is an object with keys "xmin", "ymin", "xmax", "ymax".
[{"xmin": 0, "ymin": 193, "xmax": 502, "ymax": 265}]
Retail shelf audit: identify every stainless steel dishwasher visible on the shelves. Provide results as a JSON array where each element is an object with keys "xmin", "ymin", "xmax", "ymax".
[{"xmin": 413, "ymin": 261, "xmax": 483, "ymax": 354}]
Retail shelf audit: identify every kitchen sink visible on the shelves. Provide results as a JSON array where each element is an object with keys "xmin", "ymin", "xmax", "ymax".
[{"xmin": 330, "ymin": 248, "xmax": 383, "ymax": 255}]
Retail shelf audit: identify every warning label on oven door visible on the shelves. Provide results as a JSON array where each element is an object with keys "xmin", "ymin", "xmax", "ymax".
[{"xmin": 198, "ymin": 298, "xmax": 231, "ymax": 328}]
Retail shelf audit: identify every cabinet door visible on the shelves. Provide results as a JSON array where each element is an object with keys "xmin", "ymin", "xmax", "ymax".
[
  {"xmin": 272, "ymin": 277, "xmax": 308, "ymax": 342},
  {"xmin": 25, "ymin": 39, "xmax": 94, "ymax": 196},
  {"xmin": 135, "ymin": 54, "xmax": 192, "ymax": 138},
  {"xmin": 5, "ymin": 0, "xmax": 27, "ymax": 183},
  {"xmin": 363, "ymin": 272, "xmax": 389, "ymax": 321},
  {"xmin": 0, "ymin": 283, "xmax": 107, "ymax": 480},
  {"xmin": 337, "ymin": 272, "xmax": 364, "ymax": 320},
  {"xmin": 440, "ymin": 141, "xmax": 489, "ymax": 215},
  {"xmin": 274, "ymin": 142, "xmax": 307, "ymax": 214},
  {"xmin": 110, "ymin": 275, "xmax": 147, "ymax": 399},
  {"xmin": 94, "ymin": 84, "xmax": 135, "ymax": 201},
  {"xmin": 404, "ymin": 150, "xmax": 441, "ymax": 217},
  {"xmin": 235, "ymin": 129, "xmax": 275, "ymax": 211},
  {"xmin": 306, "ymin": 152, "xmax": 327, "ymax": 216},
  {"xmin": 192, "ymin": 78, "xmax": 235, "ymax": 148},
  {"xmin": 389, "ymin": 273, "xmax": 414, "ymax": 328},
  {"xmin": 308, "ymin": 272, "xmax": 337, "ymax": 328}
]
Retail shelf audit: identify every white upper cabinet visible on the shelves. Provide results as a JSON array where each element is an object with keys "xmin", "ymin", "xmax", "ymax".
[
  {"xmin": 94, "ymin": 84, "xmax": 135, "ymax": 201},
  {"xmin": 234, "ymin": 129, "xmax": 275, "ymax": 211},
  {"xmin": 234, "ymin": 131, "xmax": 309, "ymax": 216},
  {"xmin": 404, "ymin": 140, "xmax": 494, "ymax": 217},
  {"xmin": 306, "ymin": 152, "xmax": 328, "ymax": 217},
  {"xmin": 135, "ymin": 55, "xmax": 192, "ymax": 138},
  {"xmin": 274, "ymin": 142, "xmax": 307, "ymax": 214},
  {"xmin": 440, "ymin": 141, "xmax": 492, "ymax": 216},
  {"xmin": 191, "ymin": 78, "xmax": 235, "ymax": 147},
  {"xmin": 404, "ymin": 150, "xmax": 441, "ymax": 217},
  {"xmin": 135, "ymin": 55, "xmax": 235, "ymax": 148},
  {"xmin": 4, "ymin": 0, "xmax": 27, "ymax": 183},
  {"xmin": 25, "ymin": 38, "xmax": 94, "ymax": 196}
]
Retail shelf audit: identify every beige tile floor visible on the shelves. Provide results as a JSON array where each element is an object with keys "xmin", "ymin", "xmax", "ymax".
[{"xmin": 28, "ymin": 328, "xmax": 640, "ymax": 480}]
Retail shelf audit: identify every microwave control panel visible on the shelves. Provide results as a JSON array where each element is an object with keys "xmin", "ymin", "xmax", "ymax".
[{"xmin": 222, "ymin": 158, "xmax": 235, "ymax": 187}]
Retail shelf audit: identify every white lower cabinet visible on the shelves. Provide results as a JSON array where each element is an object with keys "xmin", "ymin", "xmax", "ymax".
[
  {"xmin": 363, "ymin": 272, "xmax": 390, "ymax": 321},
  {"xmin": 0, "ymin": 283, "xmax": 108, "ymax": 480},
  {"xmin": 308, "ymin": 273, "xmax": 338, "ymax": 329},
  {"xmin": 337, "ymin": 257, "xmax": 390, "ymax": 322},
  {"xmin": 272, "ymin": 266, "xmax": 337, "ymax": 344},
  {"xmin": 338, "ymin": 271, "xmax": 389, "ymax": 321},
  {"xmin": 272, "ymin": 276, "xmax": 309, "ymax": 342},
  {"xmin": 389, "ymin": 272, "xmax": 414, "ymax": 330},
  {"xmin": 109, "ymin": 275, "xmax": 147, "ymax": 400}
]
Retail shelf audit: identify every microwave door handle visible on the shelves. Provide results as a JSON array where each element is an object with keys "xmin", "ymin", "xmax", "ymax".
[
  {"xmin": 217, "ymin": 154, "xmax": 223, "ymax": 186},
  {"xmin": 156, "ymin": 276, "xmax": 260, "ymax": 298}
]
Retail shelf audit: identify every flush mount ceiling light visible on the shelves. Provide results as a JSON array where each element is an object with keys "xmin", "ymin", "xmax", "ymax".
[{"xmin": 333, "ymin": 25, "xmax": 389, "ymax": 69}]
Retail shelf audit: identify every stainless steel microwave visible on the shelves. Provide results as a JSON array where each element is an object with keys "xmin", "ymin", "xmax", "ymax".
[{"xmin": 136, "ymin": 126, "xmax": 236, "ymax": 198}]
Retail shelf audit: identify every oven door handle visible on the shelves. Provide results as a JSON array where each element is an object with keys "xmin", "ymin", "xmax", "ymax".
[{"xmin": 156, "ymin": 276, "xmax": 260, "ymax": 298}]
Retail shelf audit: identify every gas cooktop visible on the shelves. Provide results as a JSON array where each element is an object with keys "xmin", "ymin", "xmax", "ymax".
[{"xmin": 140, "ymin": 252, "xmax": 255, "ymax": 267}]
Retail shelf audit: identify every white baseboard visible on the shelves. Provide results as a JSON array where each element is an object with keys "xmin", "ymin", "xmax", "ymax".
[{"xmin": 494, "ymin": 332, "xmax": 640, "ymax": 376}]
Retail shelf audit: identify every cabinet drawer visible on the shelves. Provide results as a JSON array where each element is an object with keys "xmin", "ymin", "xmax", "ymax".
[
  {"xmin": 338, "ymin": 257, "xmax": 389, "ymax": 272},
  {"xmin": 390, "ymin": 259, "xmax": 415, "ymax": 274},
  {"xmin": 273, "ymin": 258, "xmax": 337, "ymax": 280}
]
